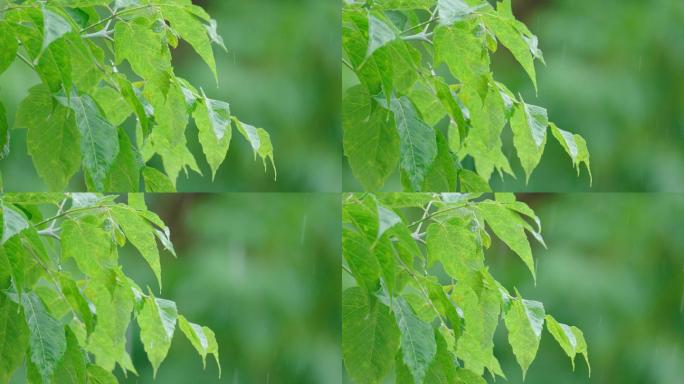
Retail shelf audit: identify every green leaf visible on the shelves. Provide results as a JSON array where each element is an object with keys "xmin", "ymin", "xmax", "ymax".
[
  {"xmin": 343, "ymin": 85, "xmax": 400, "ymax": 190},
  {"xmin": 232, "ymin": 118, "xmax": 276, "ymax": 176},
  {"xmin": 545, "ymin": 315, "xmax": 591, "ymax": 375},
  {"xmin": 510, "ymin": 101, "xmax": 548, "ymax": 182},
  {"xmin": 2, "ymin": 204, "xmax": 29, "ymax": 245},
  {"xmin": 110, "ymin": 206, "xmax": 162, "ymax": 289},
  {"xmin": 85, "ymin": 365, "xmax": 118, "ymax": 384},
  {"xmin": 85, "ymin": 276, "xmax": 136, "ymax": 373},
  {"xmin": 384, "ymin": 96, "xmax": 437, "ymax": 191},
  {"xmin": 434, "ymin": 21, "xmax": 489, "ymax": 98},
  {"xmin": 392, "ymin": 297, "xmax": 437, "ymax": 384},
  {"xmin": 55, "ymin": 90, "xmax": 120, "ymax": 192},
  {"xmin": 437, "ymin": 0, "xmax": 480, "ymax": 26},
  {"xmin": 342, "ymin": 287, "xmax": 400, "ymax": 384},
  {"xmin": 193, "ymin": 91, "xmax": 232, "ymax": 178},
  {"xmin": 178, "ymin": 315, "xmax": 220, "ymax": 375},
  {"xmin": 343, "ymin": 227, "xmax": 380, "ymax": 291},
  {"xmin": 40, "ymin": 8, "xmax": 73, "ymax": 58},
  {"xmin": 0, "ymin": 21, "xmax": 18, "ymax": 76},
  {"xmin": 426, "ymin": 217, "xmax": 484, "ymax": 280},
  {"xmin": 484, "ymin": 6, "xmax": 537, "ymax": 90},
  {"xmin": 15, "ymin": 85, "xmax": 81, "ymax": 191},
  {"xmin": 460, "ymin": 84, "xmax": 513, "ymax": 182},
  {"xmin": 504, "ymin": 294, "xmax": 545, "ymax": 379},
  {"xmin": 366, "ymin": 13, "xmax": 397, "ymax": 59},
  {"xmin": 454, "ymin": 273, "xmax": 503, "ymax": 377},
  {"xmin": 142, "ymin": 167, "xmax": 177, "ymax": 192},
  {"xmin": 51, "ymin": 329, "xmax": 87, "ymax": 384},
  {"xmin": 377, "ymin": 204, "xmax": 401, "ymax": 239},
  {"xmin": 138, "ymin": 295, "xmax": 177, "ymax": 378},
  {"xmin": 103, "ymin": 130, "xmax": 142, "ymax": 192},
  {"xmin": 22, "ymin": 292, "xmax": 67, "ymax": 384},
  {"xmin": 161, "ymin": 3, "xmax": 217, "ymax": 79},
  {"xmin": 114, "ymin": 17, "xmax": 172, "ymax": 79},
  {"xmin": 61, "ymin": 215, "xmax": 116, "ymax": 278},
  {"xmin": 0, "ymin": 292, "xmax": 30, "ymax": 383},
  {"xmin": 478, "ymin": 202, "xmax": 536, "ymax": 281},
  {"xmin": 550, "ymin": 123, "xmax": 592, "ymax": 185}
]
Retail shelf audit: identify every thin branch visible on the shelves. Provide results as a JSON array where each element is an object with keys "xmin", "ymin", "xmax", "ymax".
[{"xmin": 35, "ymin": 206, "xmax": 107, "ymax": 228}]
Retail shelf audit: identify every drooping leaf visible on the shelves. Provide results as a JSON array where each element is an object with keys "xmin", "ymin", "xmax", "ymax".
[
  {"xmin": 343, "ymin": 85, "xmax": 400, "ymax": 190},
  {"xmin": 504, "ymin": 294, "xmax": 545, "ymax": 378},
  {"xmin": 392, "ymin": 297, "xmax": 437, "ymax": 384},
  {"xmin": 61, "ymin": 215, "xmax": 116, "ymax": 278},
  {"xmin": 510, "ymin": 101, "xmax": 548, "ymax": 181},
  {"xmin": 178, "ymin": 315, "xmax": 220, "ymax": 374},
  {"xmin": 0, "ymin": 21, "xmax": 18, "ymax": 76},
  {"xmin": 138, "ymin": 295, "xmax": 178, "ymax": 377},
  {"xmin": 342, "ymin": 287, "xmax": 400, "ymax": 384},
  {"xmin": 550, "ymin": 123, "xmax": 592, "ymax": 185},
  {"xmin": 110, "ymin": 206, "xmax": 162, "ymax": 289},
  {"xmin": 22, "ymin": 292, "xmax": 67, "ymax": 384},
  {"xmin": 15, "ymin": 85, "xmax": 81, "ymax": 191},
  {"xmin": 0, "ymin": 293, "xmax": 30, "ymax": 383},
  {"xmin": 193, "ymin": 91, "xmax": 232, "ymax": 178},
  {"xmin": 55, "ymin": 90, "xmax": 120, "ymax": 191},
  {"xmin": 385, "ymin": 96, "xmax": 437, "ymax": 191}
]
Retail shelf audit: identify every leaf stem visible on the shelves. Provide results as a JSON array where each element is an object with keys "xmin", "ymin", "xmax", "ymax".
[
  {"xmin": 35, "ymin": 206, "xmax": 108, "ymax": 228},
  {"xmin": 80, "ymin": 4, "xmax": 153, "ymax": 33}
]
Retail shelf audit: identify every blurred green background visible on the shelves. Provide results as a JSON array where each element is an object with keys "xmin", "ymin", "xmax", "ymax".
[
  {"xmin": 0, "ymin": 0, "xmax": 341, "ymax": 192},
  {"xmin": 343, "ymin": 0, "xmax": 684, "ymax": 192},
  {"xmin": 115, "ymin": 193, "xmax": 342, "ymax": 383},
  {"xmin": 486, "ymin": 193, "xmax": 684, "ymax": 383}
]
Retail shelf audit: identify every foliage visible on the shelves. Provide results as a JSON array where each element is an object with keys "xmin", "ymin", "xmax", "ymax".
[
  {"xmin": 0, "ymin": 193, "xmax": 219, "ymax": 383},
  {"xmin": 0, "ymin": 0, "xmax": 274, "ymax": 192},
  {"xmin": 342, "ymin": 0, "xmax": 590, "ymax": 191},
  {"xmin": 342, "ymin": 192, "xmax": 589, "ymax": 383}
]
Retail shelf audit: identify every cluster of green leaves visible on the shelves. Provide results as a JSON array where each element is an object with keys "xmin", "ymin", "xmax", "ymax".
[
  {"xmin": 342, "ymin": 193, "xmax": 589, "ymax": 383},
  {"xmin": 342, "ymin": 0, "xmax": 591, "ymax": 191},
  {"xmin": 0, "ymin": 0, "xmax": 275, "ymax": 192},
  {"xmin": 0, "ymin": 193, "xmax": 220, "ymax": 383}
]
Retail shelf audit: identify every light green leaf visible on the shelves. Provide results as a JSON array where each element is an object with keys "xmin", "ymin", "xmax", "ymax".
[
  {"xmin": 342, "ymin": 287, "xmax": 399, "ymax": 384},
  {"xmin": 366, "ymin": 13, "xmax": 397, "ymax": 59},
  {"xmin": 478, "ymin": 202, "xmax": 536, "ymax": 281},
  {"xmin": 426, "ymin": 217, "xmax": 484, "ymax": 280},
  {"xmin": 161, "ymin": 3, "xmax": 217, "ymax": 79},
  {"xmin": 454, "ymin": 273, "xmax": 503, "ymax": 377},
  {"xmin": 0, "ymin": 293, "xmax": 29, "ymax": 383},
  {"xmin": 15, "ymin": 85, "xmax": 81, "ymax": 191},
  {"xmin": 85, "ymin": 276, "xmax": 136, "ymax": 373},
  {"xmin": 377, "ymin": 204, "xmax": 401, "ymax": 239},
  {"xmin": 385, "ymin": 96, "xmax": 437, "ymax": 191},
  {"xmin": 434, "ymin": 21, "xmax": 489, "ymax": 98},
  {"xmin": 550, "ymin": 123, "xmax": 592, "ymax": 185},
  {"xmin": 142, "ymin": 167, "xmax": 177, "ymax": 192},
  {"xmin": 343, "ymin": 227, "xmax": 380, "ymax": 291},
  {"xmin": 110, "ymin": 206, "xmax": 162, "ymax": 289},
  {"xmin": 484, "ymin": 8, "xmax": 537, "ymax": 89},
  {"xmin": 343, "ymin": 85, "xmax": 400, "ymax": 191},
  {"xmin": 0, "ymin": 21, "xmax": 18, "ymax": 76},
  {"xmin": 232, "ymin": 118, "xmax": 276, "ymax": 176},
  {"xmin": 504, "ymin": 295, "xmax": 545, "ymax": 379},
  {"xmin": 2, "ymin": 204, "xmax": 28, "ymax": 245},
  {"xmin": 437, "ymin": 0, "xmax": 480, "ymax": 26},
  {"xmin": 22, "ymin": 292, "xmax": 67, "ymax": 384},
  {"xmin": 61, "ymin": 215, "xmax": 116, "ymax": 278},
  {"xmin": 194, "ymin": 91, "xmax": 232, "ymax": 178},
  {"xmin": 114, "ymin": 17, "xmax": 172, "ymax": 79},
  {"xmin": 85, "ymin": 365, "xmax": 118, "ymax": 384},
  {"xmin": 545, "ymin": 315, "xmax": 590, "ymax": 375},
  {"xmin": 40, "ymin": 8, "xmax": 72, "ymax": 58},
  {"xmin": 55, "ymin": 90, "xmax": 120, "ymax": 192},
  {"xmin": 178, "ymin": 315, "xmax": 220, "ymax": 376},
  {"xmin": 103, "ymin": 130, "xmax": 142, "ymax": 192},
  {"xmin": 510, "ymin": 101, "xmax": 548, "ymax": 182},
  {"xmin": 392, "ymin": 297, "xmax": 437, "ymax": 384},
  {"xmin": 138, "ymin": 295, "xmax": 177, "ymax": 378},
  {"xmin": 51, "ymin": 329, "xmax": 87, "ymax": 384}
]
